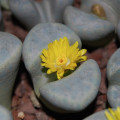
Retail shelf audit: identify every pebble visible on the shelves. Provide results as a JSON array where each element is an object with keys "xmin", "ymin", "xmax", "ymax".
[{"xmin": 18, "ymin": 112, "xmax": 25, "ymax": 119}]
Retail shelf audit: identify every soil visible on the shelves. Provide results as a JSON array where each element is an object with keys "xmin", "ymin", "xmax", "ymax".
[{"xmin": 1, "ymin": 0, "xmax": 119, "ymax": 119}]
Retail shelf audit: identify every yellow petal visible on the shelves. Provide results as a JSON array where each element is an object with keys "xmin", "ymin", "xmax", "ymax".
[
  {"xmin": 68, "ymin": 48, "xmax": 79, "ymax": 62},
  {"xmin": 48, "ymin": 43, "xmax": 52, "ymax": 49},
  {"xmin": 47, "ymin": 69, "xmax": 52, "ymax": 74},
  {"xmin": 62, "ymin": 37, "xmax": 69, "ymax": 55},
  {"xmin": 71, "ymin": 41, "xmax": 78, "ymax": 50},
  {"xmin": 42, "ymin": 49, "xmax": 48, "ymax": 57},
  {"xmin": 79, "ymin": 49, "xmax": 87, "ymax": 56},
  {"xmin": 47, "ymin": 68, "xmax": 57, "ymax": 74},
  {"xmin": 41, "ymin": 63, "xmax": 46, "ymax": 66},
  {"xmin": 40, "ymin": 55, "xmax": 46, "ymax": 62},
  {"xmin": 108, "ymin": 108, "xmax": 117, "ymax": 120},
  {"xmin": 117, "ymin": 107, "xmax": 120, "ymax": 115},
  {"xmin": 79, "ymin": 56, "xmax": 87, "ymax": 62},
  {"xmin": 115, "ymin": 110, "xmax": 120, "ymax": 120},
  {"xmin": 105, "ymin": 111, "xmax": 114, "ymax": 120},
  {"xmin": 115, "ymin": 107, "xmax": 120, "ymax": 119},
  {"xmin": 57, "ymin": 70, "xmax": 64, "ymax": 80},
  {"xmin": 66, "ymin": 63, "xmax": 77, "ymax": 70},
  {"xmin": 63, "ymin": 36, "xmax": 68, "ymax": 40}
]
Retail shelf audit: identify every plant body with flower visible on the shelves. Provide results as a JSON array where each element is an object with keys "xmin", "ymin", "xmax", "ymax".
[{"xmin": 40, "ymin": 37, "xmax": 87, "ymax": 80}]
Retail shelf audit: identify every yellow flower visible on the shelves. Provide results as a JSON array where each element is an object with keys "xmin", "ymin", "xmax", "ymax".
[
  {"xmin": 40, "ymin": 37, "xmax": 87, "ymax": 80},
  {"xmin": 105, "ymin": 107, "xmax": 120, "ymax": 120}
]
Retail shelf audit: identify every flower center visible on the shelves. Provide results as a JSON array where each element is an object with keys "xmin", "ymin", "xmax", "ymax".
[{"xmin": 56, "ymin": 56, "xmax": 67, "ymax": 66}]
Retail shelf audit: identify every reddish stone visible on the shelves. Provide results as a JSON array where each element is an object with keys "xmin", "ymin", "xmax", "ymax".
[
  {"xmin": 99, "ymin": 69, "xmax": 107, "ymax": 94},
  {"xmin": 94, "ymin": 95, "xmax": 107, "ymax": 112},
  {"xmin": 35, "ymin": 112, "xmax": 49, "ymax": 120},
  {"xmin": 12, "ymin": 110, "xmax": 20, "ymax": 120},
  {"xmin": 3, "ymin": 11, "xmax": 28, "ymax": 42},
  {"xmin": 24, "ymin": 114, "xmax": 36, "ymax": 120},
  {"xmin": 15, "ymin": 73, "xmax": 33, "ymax": 97},
  {"xmin": 18, "ymin": 100, "xmax": 36, "ymax": 114},
  {"xmin": 90, "ymin": 49, "xmax": 103, "ymax": 61},
  {"xmin": 12, "ymin": 96, "xmax": 20, "ymax": 108}
]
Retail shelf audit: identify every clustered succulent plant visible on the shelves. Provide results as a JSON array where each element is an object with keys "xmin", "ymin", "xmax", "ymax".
[
  {"xmin": 0, "ymin": 0, "xmax": 120, "ymax": 120},
  {"xmin": 23, "ymin": 23, "xmax": 101, "ymax": 112},
  {"xmin": 0, "ymin": 32, "xmax": 22, "ymax": 120}
]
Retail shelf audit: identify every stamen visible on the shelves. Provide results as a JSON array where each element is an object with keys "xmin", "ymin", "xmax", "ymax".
[{"xmin": 56, "ymin": 56, "xmax": 67, "ymax": 66}]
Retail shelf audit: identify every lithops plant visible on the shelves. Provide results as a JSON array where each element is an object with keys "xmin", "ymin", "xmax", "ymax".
[
  {"xmin": 63, "ymin": 0, "xmax": 120, "ymax": 47},
  {"xmin": 23, "ymin": 23, "xmax": 101, "ymax": 112},
  {"xmin": 107, "ymin": 48, "xmax": 120, "ymax": 108},
  {"xmin": 64, "ymin": 6, "xmax": 115, "ymax": 47},
  {"xmin": 0, "ymin": 32, "xmax": 22, "ymax": 109},
  {"xmin": 9, "ymin": 0, "xmax": 74, "ymax": 30},
  {"xmin": 0, "ymin": 105, "xmax": 13, "ymax": 120}
]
